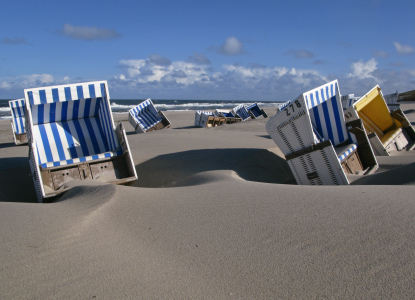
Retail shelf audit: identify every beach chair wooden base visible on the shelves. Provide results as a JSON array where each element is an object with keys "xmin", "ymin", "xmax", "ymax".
[
  {"xmin": 207, "ymin": 116, "xmax": 226, "ymax": 127},
  {"xmin": 225, "ymin": 117, "xmax": 242, "ymax": 124},
  {"xmin": 14, "ymin": 132, "xmax": 28, "ymax": 145},
  {"xmin": 285, "ymin": 140, "xmax": 349, "ymax": 185}
]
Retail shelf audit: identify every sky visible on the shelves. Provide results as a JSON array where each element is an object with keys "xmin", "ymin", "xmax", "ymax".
[{"xmin": 1, "ymin": 0, "xmax": 414, "ymax": 101}]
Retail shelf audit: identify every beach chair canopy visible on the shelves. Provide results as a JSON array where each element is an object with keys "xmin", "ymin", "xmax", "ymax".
[
  {"xmin": 232, "ymin": 104, "xmax": 251, "ymax": 121},
  {"xmin": 128, "ymin": 99, "xmax": 170, "ymax": 133},
  {"xmin": 25, "ymin": 81, "xmax": 122, "ymax": 169},
  {"xmin": 215, "ymin": 109, "xmax": 235, "ymax": 118},
  {"xmin": 9, "ymin": 99, "xmax": 26, "ymax": 134},
  {"xmin": 246, "ymin": 103, "xmax": 264, "ymax": 118}
]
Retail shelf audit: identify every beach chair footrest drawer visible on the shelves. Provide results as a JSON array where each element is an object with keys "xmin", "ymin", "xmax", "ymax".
[{"xmin": 41, "ymin": 156, "xmax": 131, "ymax": 191}]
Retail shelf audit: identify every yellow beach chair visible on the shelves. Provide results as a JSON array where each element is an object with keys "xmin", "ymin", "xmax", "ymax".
[{"xmin": 344, "ymin": 85, "xmax": 415, "ymax": 156}]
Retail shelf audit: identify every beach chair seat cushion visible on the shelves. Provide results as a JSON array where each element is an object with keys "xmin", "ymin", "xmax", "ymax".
[{"xmin": 33, "ymin": 116, "xmax": 121, "ymax": 169}]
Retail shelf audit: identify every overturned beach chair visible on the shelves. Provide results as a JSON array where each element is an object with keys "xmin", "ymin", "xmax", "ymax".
[
  {"xmin": 214, "ymin": 109, "xmax": 242, "ymax": 124},
  {"xmin": 246, "ymin": 103, "xmax": 268, "ymax": 118},
  {"xmin": 344, "ymin": 85, "xmax": 415, "ymax": 156},
  {"xmin": 194, "ymin": 111, "xmax": 226, "ymax": 127},
  {"xmin": 232, "ymin": 104, "xmax": 253, "ymax": 121},
  {"xmin": 24, "ymin": 81, "xmax": 138, "ymax": 202},
  {"xmin": 266, "ymin": 80, "xmax": 378, "ymax": 185},
  {"xmin": 383, "ymin": 91, "xmax": 400, "ymax": 112},
  {"xmin": 9, "ymin": 99, "xmax": 28, "ymax": 145},
  {"xmin": 128, "ymin": 98, "xmax": 171, "ymax": 133}
]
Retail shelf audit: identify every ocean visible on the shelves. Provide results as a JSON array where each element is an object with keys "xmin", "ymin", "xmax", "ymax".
[{"xmin": 0, "ymin": 99, "xmax": 283, "ymax": 120}]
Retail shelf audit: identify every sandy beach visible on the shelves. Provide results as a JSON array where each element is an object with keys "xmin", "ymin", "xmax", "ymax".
[{"xmin": 1, "ymin": 103, "xmax": 415, "ymax": 299}]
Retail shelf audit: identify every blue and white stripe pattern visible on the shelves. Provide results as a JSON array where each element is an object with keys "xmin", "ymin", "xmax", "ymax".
[
  {"xmin": 304, "ymin": 80, "xmax": 348, "ymax": 147},
  {"xmin": 25, "ymin": 81, "xmax": 121, "ymax": 169},
  {"xmin": 337, "ymin": 144, "xmax": 357, "ymax": 162},
  {"xmin": 220, "ymin": 111, "xmax": 235, "ymax": 117},
  {"xmin": 129, "ymin": 99, "xmax": 162, "ymax": 132},
  {"xmin": 233, "ymin": 104, "xmax": 251, "ymax": 121},
  {"xmin": 9, "ymin": 99, "xmax": 26, "ymax": 134},
  {"xmin": 246, "ymin": 103, "xmax": 262, "ymax": 118}
]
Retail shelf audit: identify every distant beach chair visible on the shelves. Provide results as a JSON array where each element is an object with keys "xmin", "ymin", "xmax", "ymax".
[
  {"xmin": 9, "ymin": 99, "xmax": 28, "ymax": 145},
  {"xmin": 246, "ymin": 103, "xmax": 268, "ymax": 118},
  {"xmin": 266, "ymin": 79, "xmax": 378, "ymax": 185},
  {"xmin": 24, "ymin": 81, "xmax": 138, "ymax": 202},
  {"xmin": 232, "ymin": 104, "xmax": 253, "ymax": 121},
  {"xmin": 214, "ymin": 109, "xmax": 242, "ymax": 124},
  {"xmin": 194, "ymin": 111, "xmax": 226, "ymax": 127},
  {"xmin": 344, "ymin": 85, "xmax": 415, "ymax": 156},
  {"xmin": 128, "ymin": 98, "xmax": 171, "ymax": 133},
  {"xmin": 341, "ymin": 94, "xmax": 360, "ymax": 110},
  {"xmin": 383, "ymin": 91, "xmax": 400, "ymax": 112}
]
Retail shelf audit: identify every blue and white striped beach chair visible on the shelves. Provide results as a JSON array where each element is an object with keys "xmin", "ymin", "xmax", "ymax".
[
  {"xmin": 128, "ymin": 99, "xmax": 171, "ymax": 133},
  {"xmin": 214, "ymin": 109, "xmax": 242, "ymax": 124},
  {"xmin": 24, "ymin": 81, "xmax": 137, "ymax": 202},
  {"xmin": 9, "ymin": 99, "xmax": 28, "ymax": 145},
  {"xmin": 266, "ymin": 80, "xmax": 378, "ymax": 185},
  {"xmin": 341, "ymin": 94, "xmax": 360, "ymax": 110},
  {"xmin": 232, "ymin": 104, "xmax": 253, "ymax": 121},
  {"xmin": 383, "ymin": 91, "xmax": 400, "ymax": 112},
  {"xmin": 246, "ymin": 103, "xmax": 268, "ymax": 118}
]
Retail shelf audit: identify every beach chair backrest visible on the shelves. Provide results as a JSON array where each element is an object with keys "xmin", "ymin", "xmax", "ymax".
[
  {"xmin": 233, "ymin": 104, "xmax": 251, "ymax": 120},
  {"xmin": 24, "ymin": 81, "xmax": 119, "ymax": 166},
  {"xmin": 9, "ymin": 99, "xmax": 26, "ymax": 134},
  {"xmin": 303, "ymin": 80, "xmax": 348, "ymax": 147}
]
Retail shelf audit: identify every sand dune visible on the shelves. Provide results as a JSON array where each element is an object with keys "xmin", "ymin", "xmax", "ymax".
[{"xmin": 1, "ymin": 104, "xmax": 415, "ymax": 298}]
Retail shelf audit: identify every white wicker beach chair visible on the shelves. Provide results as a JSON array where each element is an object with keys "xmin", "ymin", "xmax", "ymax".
[
  {"xmin": 24, "ymin": 81, "xmax": 138, "ymax": 202},
  {"xmin": 232, "ymin": 104, "xmax": 253, "ymax": 121},
  {"xmin": 9, "ymin": 99, "xmax": 28, "ymax": 145},
  {"xmin": 128, "ymin": 98, "xmax": 171, "ymax": 133},
  {"xmin": 266, "ymin": 80, "xmax": 378, "ymax": 185},
  {"xmin": 344, "ymin": 85, "xmax": 415, "ymax": 156},
  {"xmin": 246, "ymin": 103, "xmax": 268, "ymax": 118}
]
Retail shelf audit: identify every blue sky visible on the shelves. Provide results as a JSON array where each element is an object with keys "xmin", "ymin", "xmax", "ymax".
[{"xmin": 1, "ymin": 0, "xmax": 414, "ymax": 101}]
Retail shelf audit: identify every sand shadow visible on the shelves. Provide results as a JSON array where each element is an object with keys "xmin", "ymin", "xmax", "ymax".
[
  {"xmin": 133, "ymin": 148, "xmax": 295, "ymax": 188},
  {"xmin": 0, "ymin": 142, "xmax": 19, "ymax": 149},
  {"xmin": 0, "ymin": 157, "xmax": 38, "ymax": 203},
  {"xmin": 172, "ymin": 126, "xmax": 199, "ymax": 129},
  {"xmin": 256, "ymin": 135, "xmax": 272, "ymax": 139}
]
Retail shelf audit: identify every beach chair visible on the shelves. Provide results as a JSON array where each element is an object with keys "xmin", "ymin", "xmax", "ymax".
[
  {"xmin": 24, "ymin": 81, "xmax": 138, "ymax": 202},
  {"xmin": 266, "ymin": 80, "xmax": 378, "ymax": 185},
  {"xmin": 194, "ymin": 111, "xmax": 226, "ymax": 127},
  {"xmin": 344, "ymin": 85, "xmax": 415, "ymax": 156},
  {"xmin": 214, "ymin": 109, "xmax": 242, "ymax": 124},
  {"xmin": 9, "ymin": 99, "xmax": 28, "ymax": 145},
  {"xmin": 341, "ymin": 94, "xmax": 360, "ymax": 110},
  {"xmin": 128, "ymin": 98, "xmax": 171, "ymax": 133},
  {"xmin": 232, "ymin": 104, "xmax": 253, "ymax": 121},
  {"xmin": 246, "ymin": 103, "xmax": 268, "ymax": 118},
  {"xmin": 383, "ymin": 91, "xmax": 400, "ymax": 112}
]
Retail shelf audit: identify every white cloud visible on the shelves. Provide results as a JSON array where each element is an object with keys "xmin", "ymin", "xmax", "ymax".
[
  {"xmin": 373, "ymin": 50, "xmax": 388, "ymax": 58},
  {"xmin": 60, "ymin": 23, "xmax": 121, "ymax": 41},
  {"xmin": 349, "ymin": 58, "xmax": 378, "ymax": 79},
  {"xmin": 393, "ymin": 42, "xmax": 415, "ymax": 55},
  {"xmin": 218, "ymin": 37, "xmax": 244, "ymax": 55}
]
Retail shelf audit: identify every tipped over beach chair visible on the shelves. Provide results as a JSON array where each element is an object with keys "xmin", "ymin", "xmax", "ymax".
[
  {"xmin": 246, "ymin": 103, "xmax": 268, "ymax": 118},
  {"xmin": 128, "ymin": 98, "xmax": 171, "ymax": 133},
  {"xmin": 24, "ymin": 81, "xmax": 137, "ymax": 202},
  {"xmin": 9, "ymin": 99, "xmax": 28, "ymax": 145},
  {"xmin": 194, "ymin": 111, "xmax": 226, "ymax": 127},
  {"xmin": 232, "ymin": 104, "xmax": 253, "ymax": 121},
  {"xmin": 214, "ymin": 109, "xmax": 242, "ymax": 124},
  {"xmin": 344, "ymin": 85, "xmax": 415, "ymax": 156},
  {"xmin": 266, "ymin": 80, "xmax": 378, "ymax": 185}
]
